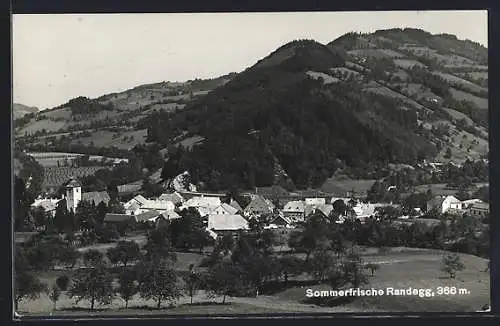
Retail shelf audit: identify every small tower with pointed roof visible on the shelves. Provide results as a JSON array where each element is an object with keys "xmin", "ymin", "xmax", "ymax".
[{"xmin": 65, "ymin": 177, "xmax": 82, "ymax": 213}]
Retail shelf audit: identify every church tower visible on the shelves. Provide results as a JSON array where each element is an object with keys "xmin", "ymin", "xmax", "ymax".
[{"xmin": 65, "ymin": 178, "xmax": 82, "ymax": 213}]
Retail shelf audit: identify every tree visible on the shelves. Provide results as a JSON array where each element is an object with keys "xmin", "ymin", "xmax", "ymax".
[
  {"xmin": 56, "ymin": 275, "xmax": 70, "ymax": 291},
  {"xmin": 278, "ymin": 255, "xmax": 303, "ymax": 285},
  {"xmin": 143, "ymin": 227, "xmax": 177, "ymax": 262},
  {"xmin": 53, "ymin": 200, "xmax": 70, "ymax": 232},
  {"xmin": 106, "ymin": 241, "xmax": 141, "ymax": 268},
  {"xmin": 169, "ymin": 208, "xmax": 211, "ymax": 252},
  {"xmin": 137, "ymin": 259, "xmax": 181, "ymax": 309},
  {"xmin": 58, "ymin": 246, "xmax": 81, "ymax": 269},
  {"xmin": 441, "ymin": 253, "xmax": 465, "ymax": 279},
  {"xmin": 117, "ymin": 269, "xmax": 138, "ymax": 309},
  {"xmin": 49, "ymin": 284, "xmax": 61, "ymax": 311},
  {"xmin": 69, "ymin": 264, "xmax": 115, "ymax": 310},
  {"xmin": 364, "ymin": 263, "xmax": 380, "ymax": 276},
  {"xmin": 288, "ymin": 213, "xmax": 330, "ymax": 263},
  {"xmin": 83, "ymin": 249, "xmax": 104, "ymax": 267},
  {"xmin": 308, "ymin": 250, "xmax": 338, "ymax": 283},
  {"xmin": 183, "ymin": 264, "xmax": 203, "ymax": 304},
  {"xmin": 14, "ymin": 271, "xmax": 48, "ymax": 311},
  {"xmin": 341, "ymin": 251, "xmax": 369, "ymax": 288},
  {"xmin": 206, "ymin": 260, "xmax": 245, "ymax": 304}
]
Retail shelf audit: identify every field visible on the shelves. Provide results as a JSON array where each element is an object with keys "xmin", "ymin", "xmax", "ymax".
[
  {"xmin": 443, "ymin": 108, "xmax": 474, "ymax": 125},
  {"xmin": 449, "ymin": 88, "xmax": 488, "ymax": 109},
  {"xmin": 413, "ymin": 182, "xmax": 488, "ymax": 196},
  {"xmin": 321, "ymin": 178, "xmax": 376, "ymax": 195},
  {"xmin": 306, "ymin": 71, "xmax": 340, "ymax": 84},
  {"xmin": 20, "ymin": 119, "xmax": 67, "ymax": 135},
  {"xmin": 431, "ymin": 72, "xmax": 487, "ymax": 94},
  {"xmin": 43, "ymin": 166, "xmax": 110, "ymax": 188},
  {"xmin": 363, "ymin": 85, "xmax": 425, "ymax": 111},
  {"xmin": 348, "ymin": 49, "xmax": 404, "ymax": 59},
  {"xmin": 16, "ymin": 245, "xmax": 489, "ymax": 315},
  {"xmin": 393, "ymin": 59, "xmax": 426, "ymax": 69},
  {"xmin": 70, "ymin": 129, "xmax": 148, "ymax": 150}
]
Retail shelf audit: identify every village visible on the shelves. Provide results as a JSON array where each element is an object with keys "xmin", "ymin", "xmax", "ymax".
[{"xmin": 29, "ymin": 169, "xmax": 490, "ymax": 241}]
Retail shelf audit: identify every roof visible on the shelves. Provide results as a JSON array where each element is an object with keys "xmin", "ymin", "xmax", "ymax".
[
  {"xmin": 208, "ymin": 214, "xmax": 249, "ymax": 231},
  {"xmin": 65, "ymin": 178, "xmax": 82, "ymax": 188},
  {"xmin": 470, "ymin": 201, "xmax": 489, "ymax": 210},
  {"xmin": 244, "ymin": 195, "xmax": 273, "ymax": 214},
  {"xmin": 353, "ymin": 203, "xmax": 376, "ymax": 218},
  {"xmin": 124, "ymin": 201, "xmax": 141, "ymax": 211},
  {"xmin": 158, "ymin": 192, "xmax": 184, "ymax": 205},
  {"xmin": 316, "ymin": 204, "xmax": 334, "ymax": 217},
  {"xmin": 444, "ymin": 195, "xmax": 461, "ymax": 203},
  {"xmin": 213, "ymin": 203, "xmax": 238, "ymax": 215},
  {"xmin": 136, "ymin": 209, "xmax": 161, "ymax": 222},
  {"xmin": 104, "ymin": 213, "xmax": 135, "ymax": 223},
  {"xmin": 142, "ymin": 200, "xmax": 174, "ymax": 210},
  {"xmin": 161, "ymin": 210, "xmax": 181, "ymax": 220},
  {"xmin": 31, "ymin": 199, "xmax": 60, "ymax": 211},
  {"xmin": 184, "ymin": 196, "xmax": 221, "ymax": 208},
  {"xmin": 133, "ymin": 195, "xmax": 149, "ymax": 206},
  {"xmin": 81, "ymin": 191, "xmax": 111, "ymax": 206},
  {"xmin": 229, "ymin": 199, "xmax": 243, "ymax": 212},
  {"xmin": 283, "ymin": 200, "xmax": 305, "ymax": 212}
]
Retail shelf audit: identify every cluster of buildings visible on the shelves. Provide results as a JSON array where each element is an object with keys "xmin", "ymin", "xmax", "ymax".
[
  {"xmin": 30, "ymin": 177, "xmax": 490, "ymax": 239},
  {"xmin": 426, "ymin": 195, "xmax": 489, "ymax": 218}
]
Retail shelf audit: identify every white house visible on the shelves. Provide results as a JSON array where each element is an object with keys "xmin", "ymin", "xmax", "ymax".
[
  {"xmin": 283, "ymin": 200, "xmax": 306, "ymax": 222},
  {"xmin": 305, "ymin": 198, "xmax": 326, "ymax": 206},
  {"xmin": 31, "ymin": 198, "xmax": 62, "ymax": 217},
  {"xmin": 183, "ymin": 196, "xmax": 221, "ymax": 209},
  {"xmin": 207, "ymin": 214, "xmax": 249, "ymax": 234},
  {"xmin": 211, "ymin": 203, "xmax": 238, "ymax": 215},
  {"xmin": 137, "ymin": 200, "xmax": 175, "ymax": 214},
  {"xmin": 427, "ymin": 195, "xmax": 463, "ymax": 214}
]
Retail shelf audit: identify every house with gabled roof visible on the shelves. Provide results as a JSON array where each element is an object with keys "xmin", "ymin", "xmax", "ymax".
[
  {"xmin": 138, "ymin": 200, "xmax": 175, "ymax": 214},
  {"xmin": 207, "ymin": 214, "xmax": 249, "ymax": 234},
  {"xmin": 158, "ymin": 192, "xmax": 185, "ymax": 206},
  {"xmin": 31, "ymin": 198, "xmax": 61, "ymax": 217},
  {"xmin": 81, "ymin": 191, "xmax": 111, "ymax": 207},
  {"xmin": 427, "ymin": 195, "xmax": 463, "ymax": 214},
  {"xmin": 212, "ymin": 203, "xmax": 238, "ymax": 215},
  {"xmin": 135, "ymin": 209, "xmax": 162, "ymax": 223},
  {"xmin": 283, "ymin": 200, "xmax": 306, "ymax": 222},
  {"xmin": 244, "ymin": 195, "xmax": 274, "ymax": 217},
  {"xmin": 229, "ymin": 199, "xmax": 243, "ymax": 212},
  {"xmin": 183, "ymin": 196, "xmax": 221, "ymax": 209}
]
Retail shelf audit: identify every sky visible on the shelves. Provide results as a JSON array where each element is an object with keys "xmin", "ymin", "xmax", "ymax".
[{"xmin": 12, "ymin": 10, "xmax": 488, "ymax": 110}]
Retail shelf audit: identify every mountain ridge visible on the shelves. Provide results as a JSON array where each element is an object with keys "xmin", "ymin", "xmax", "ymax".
[{"xmin": 14, "ymin": 28, "xmax": 489, "ymax": 193}]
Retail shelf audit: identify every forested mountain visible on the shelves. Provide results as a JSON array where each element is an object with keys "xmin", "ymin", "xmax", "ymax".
[{"xmin": 14, "ymin": 29, "xmax": 488, "ymax": 193}]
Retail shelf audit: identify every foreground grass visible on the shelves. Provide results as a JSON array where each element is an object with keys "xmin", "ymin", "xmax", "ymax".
[{"xmin": 19, "ymin": 249, "xmax": 489, "ymax": 315}]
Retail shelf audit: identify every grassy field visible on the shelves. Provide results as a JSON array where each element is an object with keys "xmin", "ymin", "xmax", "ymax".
[
  {"xmin": 449, "ymin": 88, "xmax": 488, "ymax": 109},
  {"xmin": 393, "ymin": 59, "xmax": 426, "ymax": 69},
  {"xmin": 306, "ymin": 71, "xmax": 340, "ymax": 84},
  {"xmin": 17, "ymin": 246, "xmax": 489, "ymax": 316},
  {"xmin": 70, "ymin": 129, "xmax": 148, "ymax": 150},
  {"xmin": 413, "ymin": 182, "xmax": 487, "ymax": 195},
  {"xmin": 431, "ymin": 72, "xmax": 487, "ymax": 94},
  {"xmin": 443, "ymin": 108, "xmax": 474, "ymax": 125}
]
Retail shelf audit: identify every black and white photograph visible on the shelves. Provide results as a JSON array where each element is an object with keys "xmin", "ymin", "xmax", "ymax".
[{"xmin": 12, "ymin": 10, "xmax": 490, "ymax": 316}]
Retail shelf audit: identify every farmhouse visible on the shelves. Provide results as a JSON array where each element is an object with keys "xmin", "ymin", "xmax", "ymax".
[
  {"xmin": 305, "ymin": 197, "xmax": 326, "ymax": 206},
  {"xmin": 183, "ymin": 196, "xmax": 221, "ymax": 209},
  {"xmin": 207, "ymin": 214, "xmax": 249, "ymax": 237},
  {"xmin": 244, "ymin": 195, "xmax": 274, "ymax": 217},
  {"xmin": 158, "ymin": 192, "xmax": 185, "ymax": 205},
  {"xmin": 81, "ymin": 191, "xmax": 111, "ymax": 207},
  {"xmin": 138, "ymin": 200, "xmax": 175, "ymax": 214},
  {"xmin": 211, "ymin": 203, "xmax": 239, "ymax": 215},
  {"xmin": 283, "ymin": 200, "xmax": 306, "ymax": 222},
  {"xmin": 468, "ymin": 201, "xmax": 489, "ymax": 218},
  {"xmin": 426, "ymin": 195, "xmax": 463, "ymax": 214},
  {"xmin": 229, "ymin": 199, "xmax": 243, "ymax": 212}
]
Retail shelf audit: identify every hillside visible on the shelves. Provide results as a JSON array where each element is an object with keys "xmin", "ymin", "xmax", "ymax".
[
  {"xmin": 13, "ymin": 103, "xmax": 39, "ymax": 119},
  {"xmin": 14, "ymin": 29, "xmax": 488, "ymax": 193}
]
